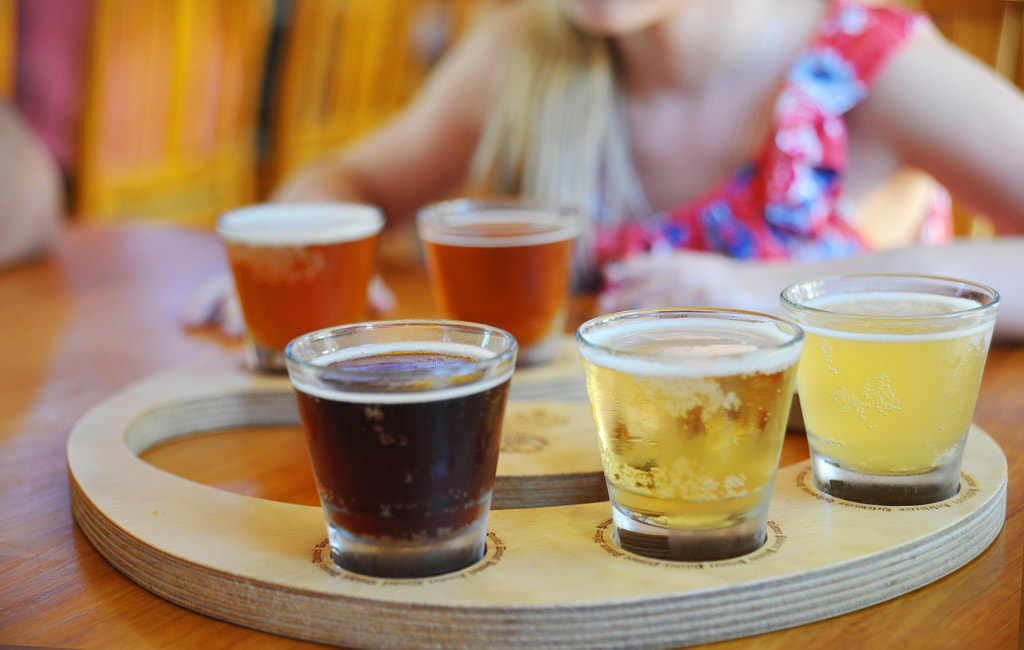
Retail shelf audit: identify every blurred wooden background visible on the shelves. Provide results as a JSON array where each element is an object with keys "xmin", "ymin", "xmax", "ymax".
[
  {"xmin": 0, "ymin": 0, "xmax": 14, "ymax": 98},
  {"xmin": 9, "ymin": 0, "xmax": 490, "ymax": 228},
  {"xmin": 5, "ymin": 0, "xmax": 1022, "ymax": 230}
]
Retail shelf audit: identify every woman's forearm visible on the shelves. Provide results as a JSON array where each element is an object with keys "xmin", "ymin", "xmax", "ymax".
[{"xmin": 760, "ymin": 239, "xmax": 1024, "ymax": 342}]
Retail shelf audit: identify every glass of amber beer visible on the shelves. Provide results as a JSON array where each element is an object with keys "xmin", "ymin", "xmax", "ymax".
[
  {"xmin": 781, "ymin": 274, "xmax": 999, "ymax": 506},
  {"xmin": 417, "ymin": 198, "xmax": 583, "ymax": 366},
  {"xmin": 577, "ymin": 309, "xmax": 804, "ymax": 562},
  {"xmin": 216, "ymin": 202, "xmax": 384, "ymax": 373},
  {"xmin": 285, "ymin": 319, "xmax": 517, "ymax": 578}
]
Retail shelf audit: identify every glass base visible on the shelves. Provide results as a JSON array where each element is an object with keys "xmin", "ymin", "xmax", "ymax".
[
  {"xmin": 810, "ymin": 453, "xmax": 964, "ymax": 506},
  {"xmin": 327, "ymin": 509, "xmax": 490, "ymax": 579},
  {"xmin": 516, "ymin": 330, "xmax": 563, "ymax": 367},
  {"xmin": 610, "ymin": 501, "xmax": 767, "ymax": 563},
  {"xmin": 245, "ymin": 339, "xmax": 287, "ymax": 374}
]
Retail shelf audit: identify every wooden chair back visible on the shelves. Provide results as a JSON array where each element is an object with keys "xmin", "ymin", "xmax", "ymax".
[
  {"xmin": 75, "ymin": 0, "xmax": 275, "ymax": 227},
  {"xmin": 920, "ymin": 0, "xmax": 1023, "ymax": 89},
  {"xmin": 0, "ymin": 0, "xmax": 15, "ymax": 99}
]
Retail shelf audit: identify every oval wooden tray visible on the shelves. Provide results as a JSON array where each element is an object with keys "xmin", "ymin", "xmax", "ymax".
[{"xmin": 67, "ymin": 360, "xmax": 1007, "ymax": 649}]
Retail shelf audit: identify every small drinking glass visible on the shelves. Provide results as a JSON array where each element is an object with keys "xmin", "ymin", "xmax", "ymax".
[
  {"xmin": 217, "ymin": 202, "xmax": 383, "ymax": 373},
  {"xmin": 577, "ymin": 308, "xmax": 804, "ymax": 561},
  {"xmin": 417, "ymin": 197, "xmax": 583, "ymax": 366},
  {"xmin": 780, "ymin": 273, "xmax": 999, "ymax": 506},
  {"xmin": 285, "ymin": 319, "xmax": 517, "ymax": 578}
]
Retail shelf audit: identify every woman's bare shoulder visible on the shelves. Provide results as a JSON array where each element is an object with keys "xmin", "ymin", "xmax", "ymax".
[{"xmin": 448, "ymin": 0, "xmax": 540, "ymax": 67}]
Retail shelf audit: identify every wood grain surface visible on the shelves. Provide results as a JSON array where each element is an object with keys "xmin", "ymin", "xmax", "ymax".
[{"xmin": 1, "ymin": 223, "xmax": 1022, "ymax": 649}]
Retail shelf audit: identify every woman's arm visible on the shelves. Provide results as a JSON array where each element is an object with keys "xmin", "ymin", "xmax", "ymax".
[
  {"xmin": 849, "ymin": 25, "xmax": 1024, "ymax": 234},
  {"xmin": 270, "ymin": 2, "xmax": 530, "ymax": 226},
  {"xmin": 599, "ymin": 238, "xmax": 1024, "ymax": 342}
]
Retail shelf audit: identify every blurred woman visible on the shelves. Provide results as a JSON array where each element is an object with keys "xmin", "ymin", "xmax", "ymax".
[{"xmin": 268, "ymin": 0, "xmax": 1024, "ymax": 338}]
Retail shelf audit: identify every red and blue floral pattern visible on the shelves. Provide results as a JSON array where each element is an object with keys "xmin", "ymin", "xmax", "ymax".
[{"xmin": 595, "ymin": 0, "xmax": 952, "ymax": 267}]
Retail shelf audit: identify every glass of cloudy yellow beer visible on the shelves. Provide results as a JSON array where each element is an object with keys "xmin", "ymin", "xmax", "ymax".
[
  {"xmin": 417, "ymin": 198, "xmax": 583, "ymax": 366},
  {"xmin": 780, "ymin": 274, "xmax": 999, "ymax": 506},
  {"xmin": 217, "ymin": 202, "xmax": 384, "ymax": 373},
  {"xmin": 285, "ymin": 320, "xmax": 517, "ymax": 578},
  {"xmin": 576, "ymin": 309, "xmax": 804, "ymax": 562}
]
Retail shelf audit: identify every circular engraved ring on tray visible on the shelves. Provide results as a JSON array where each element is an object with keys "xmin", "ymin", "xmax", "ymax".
[
  {"xmin": 795, "ymin": 465, "xmax": 982, "ymax": 512},
  {"xmin": 593, "ymin": 518, "xmax": 787, "ymax": 567},
  {"xmin": 313, "ymin": 532, "xmax": 507, "ymax": 584}
]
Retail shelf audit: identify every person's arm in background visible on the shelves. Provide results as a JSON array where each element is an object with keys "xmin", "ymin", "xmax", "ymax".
[
  {"xmin": 0, "ymin": 101, "xmax": 65, "ymax": 270},
  {"xmin": 600, "ymin": 238, "xmax": 1024, "ymax": 342},
  {"xmin": 269, "ymin": 2, "xmax": 526, "ymax": 226},
  {"xmin": 849, "ymin": 24, "xmax": 1024, "ymax": 236}
]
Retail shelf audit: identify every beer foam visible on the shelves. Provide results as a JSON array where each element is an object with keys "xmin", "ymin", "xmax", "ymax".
[
  {"xmin": 796, "ymin": 292, "xmax": 996, "ymax": 342},
  {"xmin": 418, "ymin": 209, "xmax": 581, "ymax": 247},
  {"xmin": 217, "ymin": 203, "xmax": 383, "ymax": 246},
  {"xmin": 806, "ymin": 291, "xmax": 981, "ymax": 316},
  {"xmin": 289, "ymin": 341, "xmax": 514, "ymax": 404},
  {"xmin": 578, "ymin": 318, "xmax": 802, "ymax": 378}
]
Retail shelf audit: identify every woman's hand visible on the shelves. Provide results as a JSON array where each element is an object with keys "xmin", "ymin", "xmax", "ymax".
[
  {"xmin": 182, "ymin": 272, "xmax": 245, "ymax": 338},
  {"xmin": 598, "ymin": 250, "xmax": 787, "ymax": 316},
  {"xmin": 182, "ymin": 273, "xmax": 397, "ymax": 339},
  {"xmin": 367, "ymin": 274, "xmax": 398, "ymax": 315}
]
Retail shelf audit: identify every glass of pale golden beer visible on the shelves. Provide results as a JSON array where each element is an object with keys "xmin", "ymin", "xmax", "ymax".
[
  {"xmin": 417, "ymin": 197, "xmax": 583, "ymax": 366},
  {"xmin": 576, "ymin": 309, "xmax": 804, "ymax": 562},
  {"xmin": 780, "ymin": 274, "xmax": 999, "ymax": 506},
  {"xmin": 285, "ymin": 319, "xmax": 517, "ymax": 578},
  {"xmin": 217, "ymin": 202, "xmax": 384, "ymax": 373}
]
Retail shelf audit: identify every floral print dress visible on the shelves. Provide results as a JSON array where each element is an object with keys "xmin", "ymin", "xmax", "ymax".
[{"xmin": 594, "ymin": 0, "xmax": 953, "ymax": 268}]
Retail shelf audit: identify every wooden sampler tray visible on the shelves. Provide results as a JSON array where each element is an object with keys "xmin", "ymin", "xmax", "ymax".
[{"xmin": 67, "ymin": 344, "xmax": 1007, "ymax": 650}]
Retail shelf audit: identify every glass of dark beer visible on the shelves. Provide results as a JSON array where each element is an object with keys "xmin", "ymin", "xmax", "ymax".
[{"xmin": 285, "ymin": 320, "xmax": 517, "ymax": 578}]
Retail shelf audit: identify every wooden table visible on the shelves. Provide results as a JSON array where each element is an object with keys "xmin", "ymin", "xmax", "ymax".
[{"xmin": 1, "ymin": 222, "xmax": 1022, "ymax": 649}]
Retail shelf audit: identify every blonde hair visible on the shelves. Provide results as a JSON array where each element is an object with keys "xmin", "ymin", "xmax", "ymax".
[{"xmin": 466, "ymin": 1, "xmax": 643, "ymax": 285}]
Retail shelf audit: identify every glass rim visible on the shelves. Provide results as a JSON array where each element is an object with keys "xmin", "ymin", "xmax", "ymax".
[
  {"xmin": 780, "ymin": 273, "xmax": 1000, "ymax": 323},
  {"xmin": 284, "ymin": 318, "xmax": 518, "ymax": 382},
  {"xmin": 418, "ymin": 195, "xmax": 583, "ymax": 215},
  {"xmin": 416, "ymin": 196, "xmax": 585, "ymax": 238},
  {"xmin": 216, "ymin": 201, "xmax": 384, "ymax": 245},
  {"xmin": 576, "ymin": 307, "xmax": 805, "ymax": 364}
]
